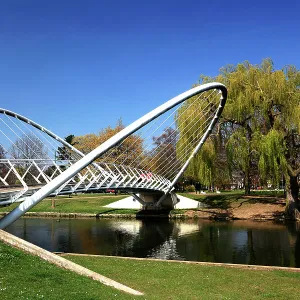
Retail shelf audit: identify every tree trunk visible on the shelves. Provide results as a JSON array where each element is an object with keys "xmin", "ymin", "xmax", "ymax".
[
  {"xmin": 285, "ymin": 174, "xmax": 300, "ymax": 220},
  {"xmin": 51, "ymin": 198, "xmax": 55, "ymax": 209},
  {"xmin": 244, "ymin": 170, "xmax": 251, "ymax": 195}
]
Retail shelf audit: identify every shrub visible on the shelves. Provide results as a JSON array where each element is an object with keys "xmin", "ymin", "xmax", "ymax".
[{"xmin": 185, "ymin": 185, "xmax": 195, "ymax": 192}]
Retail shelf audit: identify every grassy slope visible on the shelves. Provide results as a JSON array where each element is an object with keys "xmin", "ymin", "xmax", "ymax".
[
  {"xmin": 0, "ymin": 241, "xmax": 133, "ymax": 299},
  {"xmin": 1, "ymin": 240, "xmax": 300, "ymax": 299}
]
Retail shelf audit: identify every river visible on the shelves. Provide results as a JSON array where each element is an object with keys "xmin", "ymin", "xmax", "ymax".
[{"xmin": 5, "ymin": 218, "xmax": 300, "ymax": 267}]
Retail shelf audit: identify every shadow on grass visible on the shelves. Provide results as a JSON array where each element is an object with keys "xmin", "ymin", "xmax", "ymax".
[
  {"xmin": 237, "ymin": 197, "xmax": 286, "ymax": 207},
  {"xmin": 198, "ymin": 209, "xmax": 233, "ymax": 220},
  {"xmin": 96, "ymin": 209, "xmax": 119, "ymax": 216},
  {"xmin": 188, "ymin": 193, "xmax": 285, "ymax": 210},
  {"xmin": 199, "ymin": 195, "xmax": 241, "ymax": 209},
  {"xmin": 95, "ymin": 208, "xmax": 140, "ymax": 217},
  {"xmin": 250, "ymin": 211, "xmax": 285, "ymax": 220},
  {"xmin": 197, "ymin": 209, "xmax": 285, "ymax": 221}
]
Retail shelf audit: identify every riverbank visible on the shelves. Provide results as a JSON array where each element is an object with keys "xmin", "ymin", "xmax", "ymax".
[
  {"xmin": 1, "ymin": 238, "xmax": 300, "ymax": 299},
  {"xmin": 179, "ymin": 192, "xmax": 286, "ymax": 220},
  {"xmin": 0, "ymin": 191, "xmax": 287, "ymax": 221}
]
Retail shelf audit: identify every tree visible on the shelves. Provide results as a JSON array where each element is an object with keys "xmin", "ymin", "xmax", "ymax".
[
  {"xmin": 149, "ymin": 127, "xmax": 179, "ymax": 178},
  {"xmin": 175, "ymin": 88, "xmax": 230, "ymax": 189},
  {"xmin": 215, "ymin": 62, "xmax": 263, "ymax": 195},
  {"xmin": 56, "ymin": 134, "xmax": 78, "ymax": 161},
  {"xmin": 54, "ymin": 134, "xmax": 79, "ymax": 208},
  {"xmin": 251, "ymin": 62, "xmax": 300, "ymax": 218},
  {"xmin": 74, "ymin": 119, "xmax": 144, "ymax": 167},
  {"xmin": 189, "ymin": 59, "xmax": 300, "ymax": 218},
  {"xmin": 0, "ymin": 145, "xmax": 8, "ymax": 187},
  {"xmin": 0, "ymin": 145, "xmax": 5, "ymax": 159},
  {"xmin": 9, "ymin": 133, "xmax": 49, "ymax": 186},
  {"xmin": 10, "ymin": 133, "xmax": 48, "ymax": 160}
]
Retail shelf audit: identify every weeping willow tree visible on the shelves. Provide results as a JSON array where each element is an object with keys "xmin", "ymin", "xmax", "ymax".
[
  {"xmin": 184, "ymin": 58, "xmax": 300, "ymax": 218},
  {"xmin": 175, "ymin": 90, "xmax": 230, "ymax": 188},
  {"xmin": 258, "ymin": 130, "xmax": 287, "ymax": 187},
  {"xmin": 226, "ymin": 129, "xmax": 256, "ymax": 193},
  {"xmin": 222, "ymin": 60, "xmax": 300, "ymax": 219}
]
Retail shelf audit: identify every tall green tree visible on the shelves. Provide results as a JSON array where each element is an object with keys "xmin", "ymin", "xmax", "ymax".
[
  {"xmin": 56, "ymin": 134, "xmax": 77, "ymax": 161},
  {"xmin": 188, "ymin": 59, "xmax": 300, "ymax": 218}
]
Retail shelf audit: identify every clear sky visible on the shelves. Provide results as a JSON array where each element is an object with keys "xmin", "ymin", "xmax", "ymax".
[{"xmin": 1, "ymin": 0, "xmax": 299, "ymax": 138}]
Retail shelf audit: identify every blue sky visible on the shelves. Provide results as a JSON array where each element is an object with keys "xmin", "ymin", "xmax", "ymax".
[{"xmin": 0, "ymin": 0, "xmax": 299, "ymax": 138}]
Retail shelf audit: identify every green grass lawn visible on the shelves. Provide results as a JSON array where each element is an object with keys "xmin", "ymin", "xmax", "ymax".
[
  {"xmin": 178, "ymin": 192, "xmax": 243, "ymax": 209},
  {"xmin": 0, "ymin": 193, "xmax": 139, "ymax": 215},
  {"xmin": 1, "ymin": 240, "xmax": 300, "ymax": 299},
  {"xmin": 0, "ymin": 241, "xmax": 133, "ymax": 299},
  {"xmin": 66, "ymin": 255, "xmax": 300, "ymax": 299},
  {"xmin": 180, "ymin": 190, "xmax": 285, "ymax": 209}
]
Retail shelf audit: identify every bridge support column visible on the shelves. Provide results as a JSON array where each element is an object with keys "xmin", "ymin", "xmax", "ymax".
[{"xmin": 137, "ymin": 191, "xmax": 180, "ymax": 210}]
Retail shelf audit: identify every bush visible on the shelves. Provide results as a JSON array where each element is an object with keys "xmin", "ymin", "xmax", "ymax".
[{"xmin": 185, "ymin": 184, "xmax": 195, "ymax": 192}]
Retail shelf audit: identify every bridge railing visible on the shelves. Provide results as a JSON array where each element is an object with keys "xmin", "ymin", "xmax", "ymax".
[{"xmin": 0, "ymin": 157, "xmax": 172, "ymax": 206}]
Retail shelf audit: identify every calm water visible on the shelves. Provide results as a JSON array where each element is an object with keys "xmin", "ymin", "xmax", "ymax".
[{"xmin": 5, "ymin": 218, "xmax": 300, "ymax": 267}]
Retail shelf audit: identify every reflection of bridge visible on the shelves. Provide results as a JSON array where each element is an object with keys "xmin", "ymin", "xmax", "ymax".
[{"xmin": 0, "ymin": 82, "xmax": 227, "ymax": 228}]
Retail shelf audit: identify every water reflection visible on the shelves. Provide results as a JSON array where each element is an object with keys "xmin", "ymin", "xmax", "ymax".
[{"xmin": 5, "ymin": 218, "xmax": 300, "ymax": 267}]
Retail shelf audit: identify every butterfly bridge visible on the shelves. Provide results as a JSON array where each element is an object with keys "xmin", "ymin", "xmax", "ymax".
[{"xmin": 0, "ymin": 82, "xmax": 227, "ymax": 228}]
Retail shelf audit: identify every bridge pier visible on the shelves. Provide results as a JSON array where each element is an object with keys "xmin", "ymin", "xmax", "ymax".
[{"xmin": 132, "ymin": 191, "xmax": 180, "ymax": 210}]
